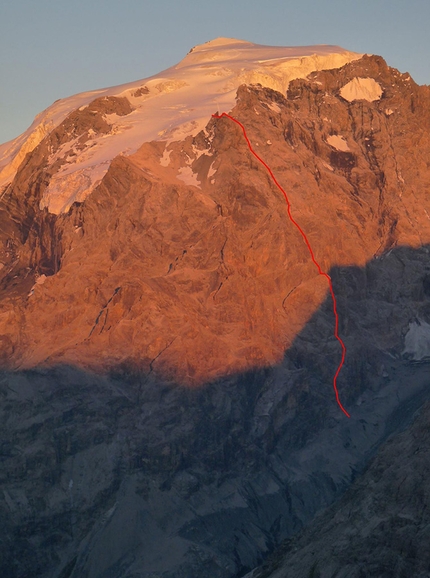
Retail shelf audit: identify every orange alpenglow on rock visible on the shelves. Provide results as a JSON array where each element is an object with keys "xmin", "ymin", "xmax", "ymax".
[{"xmin": 0, "ymin": 39, "xmax": 429, "ymax": 392}]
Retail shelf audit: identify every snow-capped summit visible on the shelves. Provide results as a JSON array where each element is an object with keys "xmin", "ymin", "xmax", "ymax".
[{"xmin": 0, "ymin": 38, "xmax": 361, "ymax": 213}]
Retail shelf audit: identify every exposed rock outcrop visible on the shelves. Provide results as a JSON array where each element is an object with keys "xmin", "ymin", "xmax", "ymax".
[
  {"xmin": 246, "ymin": 398, "xmax": 430, "ymax": 578},
  {"xmin": 1, "ymin": 55, "xmax": 429, "ymax": 385}
]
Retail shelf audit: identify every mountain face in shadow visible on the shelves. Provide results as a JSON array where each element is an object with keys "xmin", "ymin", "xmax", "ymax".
[
  {"xmin": 1, "ymin": 243, "xmax": 430, "ymax": 578},
  {"xmin": 1, "ymin": 47, "xmax": 430, "ymax": 578},
  {"xmin": 245, "ymin": 403, "xmax": 430, "ymax": 578}
]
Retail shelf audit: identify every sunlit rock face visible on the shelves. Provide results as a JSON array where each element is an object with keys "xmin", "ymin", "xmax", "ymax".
[
  {"xmin": 0, "ymin": 49, "xmax": 429, "ymax": 386},
  {"xmin": 1, "ymin": 40, "xmax": 430, "ymax": 578}
]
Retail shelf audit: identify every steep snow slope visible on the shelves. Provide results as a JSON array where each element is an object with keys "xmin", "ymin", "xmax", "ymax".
[{"xmin": 0, "ymin": 38, "xmax": 361, "ymax": 213}]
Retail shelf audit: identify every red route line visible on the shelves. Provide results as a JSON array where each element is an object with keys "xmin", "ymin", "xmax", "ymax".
[{"xmin": 212, "ymin": 112, "xmax": 350, "ymax": 418}]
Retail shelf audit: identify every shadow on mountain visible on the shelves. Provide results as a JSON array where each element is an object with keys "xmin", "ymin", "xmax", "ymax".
[{"xmin": 1, "ymin": 243, "xmax": 430, "ymax": 578}]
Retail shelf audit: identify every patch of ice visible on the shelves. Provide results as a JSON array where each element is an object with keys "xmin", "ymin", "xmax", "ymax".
[
  {"xmin": 191, "ymin": 143, "xmax": 211, "ymax": 161},
  {"xmin": 148, "ymin": 79, "xmax": 189, "ymax": 94},
  {"xmin": 40, "ymin": 162, "xmax": 109, "ymax": 214},
  {"xmin": 207, "ymin": 161, "xmax": 216, "ymax": 179},
  {"xmin": 339, "ymin": 77, "xmax": 383, "ymax": 102},
  {"xmin": 177, "ymin": 166, "xmax": 201, "ymax": 188},
  {"xmin": 0, "ymin": 121, "xmax": 54, "ymax": 187},
  {"xmin": 47, "ymin": 136, "xmax": 81, "ymax": 165},
  {"xmin": 403, "ymin": 319, "xmax": 430, "ymax": 360},
  {"xmin": 28, "ymin": 274, "xmax": 48, "ymax": 297},
  {"xmin": 327, "ymin": 134, "xmax": 350, "ymax": 152},
  {"xmin": 160, "ymin": 147, "xmax": 172, "ymax": 167},
  {"xmin": 322, "ymin": 161, "xmax": 334, "ymax": 172},
  {"xmin": 267, "ymin": 102, "xmax": 281, "ymax": 113}
]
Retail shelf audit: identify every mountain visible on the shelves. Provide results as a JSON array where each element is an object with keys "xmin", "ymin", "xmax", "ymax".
[{"xmin": 1, "ymin": 38, "xmax": 430, "ymax": 578}]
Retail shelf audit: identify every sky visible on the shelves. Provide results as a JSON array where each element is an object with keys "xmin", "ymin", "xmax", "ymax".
[{"xmin": 1, "ymin": 0, "xmax": 429, "ymax": 145}]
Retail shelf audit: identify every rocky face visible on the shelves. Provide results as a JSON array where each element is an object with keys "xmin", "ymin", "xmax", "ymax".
[
  {"xmin": 0, "ymin": 48, "xmax": 430, "ymax": 578},
  {"xmin": 1, "ymin": 243, "xmax": 430, "ymax": 578},
  {"xmin": 1, "ymin": 55, "xmax": 430, "ymax": 384},
  {"xmin": 246, "ymin": 398, "xmax": 430, "ymax": 578}
]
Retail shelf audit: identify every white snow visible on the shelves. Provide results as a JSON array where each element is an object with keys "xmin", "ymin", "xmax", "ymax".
[
  {"xmin": 267, "ymin": 102, "xmax": 281, "ymax": 113},
  {"xmin": 403, "ymin": 319, "xmax": 430, "ymax": 360},
  {"xmin": 326, "ymin": 134, "xmax": 350, "ymax": 152},
  {"xmin": 207, "ymin": 161, "xmax": 216, "ymax": 179},
  {"xmin": 0, "ymin": 38, "xmax": 363, "ymax": 213},
  {"xmin": 339, "ymin": 77, "xmax": 383, "ymax": 102},
  {"xmin": 160, "ymin": 148, "xmax": 172, "ymax": 167},
  {"xmin": 322, "ymin": 161, "xmax": 334, "ymax": 172},
  {"xmin": 177, "ymin": 166, "xmax": 200, "ymax": 188},
  {"xmin": 28, "ymin": 273, "xmax": 47, "ymax": 297},
  {"xmin": 39, "ymin": 162, "xmax": 109, "ymax": 214}
]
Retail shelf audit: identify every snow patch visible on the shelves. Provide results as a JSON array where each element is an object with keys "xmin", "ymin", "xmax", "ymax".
[
  {"xmin": 1, "ymin": 38, "xmax": 362, "ymax": 212},
  {"xmin": 0, "ymin": 121, "xmax": 54, "ymax": 187},
  {"xmin": 327, "ymin": 134, "xmax": 350, "ymax": 152},
  {"xmin": 207, "ymin": 161, "xmax": 216, "ymax": 179},
  {"xmin": 177, "ymin": 166, "xmax": 200, "ymax": 188},
  {"xmin": 40, "ymin": 163, "xmax": 109, "ymax": 214},
  {"xmin": 28, "ymin": 274, "xmax": 47, "ymax": 297},
  {"xmin": 47, "ymin": 136, "xmax": 82, "ymax": 165},
  {"xmin": 160, "ymin": 148, "xmax": 172, "ymax": 167},
  {"xmin": 340, "ymin": 77, "xmax": 383, "ymax": 102},
  {"xmin": 191, "ymin": 143, "xmax": 211, "ymax": 161},
  {"xmin": 403, "ymin": 319, "xmax": 430, "ymax": 360},
  {"xmin": 322, "ymin": 161, "xmax": 334, "ymax": 172},
  {"xmin": 148, "ymin": 79, "xmax": 189, "ymax": 94},
  {"xmin": 267, "ymin": 102, "xmax": 281, "ymax": 113}
]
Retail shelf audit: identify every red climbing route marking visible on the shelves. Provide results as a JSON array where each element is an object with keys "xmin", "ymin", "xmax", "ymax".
[{"xmin": 212, "ymin": 112, "xmax": 350, "ymax": 418}]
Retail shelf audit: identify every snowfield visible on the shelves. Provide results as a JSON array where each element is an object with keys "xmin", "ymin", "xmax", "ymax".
[{"xmin": 0, "ymin": 38, "xmax": 363, "ymax": 213}]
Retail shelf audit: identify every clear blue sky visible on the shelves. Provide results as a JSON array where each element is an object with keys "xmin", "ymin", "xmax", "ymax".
[{"xmin": 1, "ymin": 0, "xmax": 429, "ymax": 144}]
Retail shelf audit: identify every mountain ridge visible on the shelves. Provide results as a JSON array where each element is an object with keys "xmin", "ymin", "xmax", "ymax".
[{"xmin": 0, "ymin": 38, "xmax": 361, "ymax": 212}]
